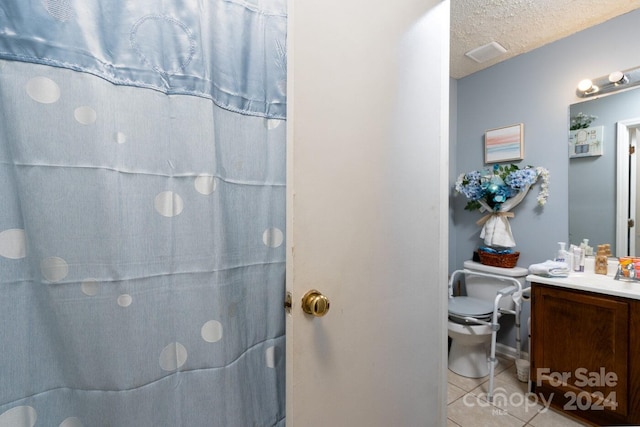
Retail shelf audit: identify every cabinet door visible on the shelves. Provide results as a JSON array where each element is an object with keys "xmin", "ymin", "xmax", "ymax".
[{"xmin": 532, "ymin": 285, "xmax": 629, "ymax": 419}]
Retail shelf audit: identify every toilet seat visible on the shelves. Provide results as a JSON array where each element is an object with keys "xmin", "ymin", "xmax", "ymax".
[
  {"xmin": 448, "ymin": 296, "xmax": 494, "ymax": 322},
  {"xmin": 448, "ymin": 295, "xmax": 497, "ymax": 378}
]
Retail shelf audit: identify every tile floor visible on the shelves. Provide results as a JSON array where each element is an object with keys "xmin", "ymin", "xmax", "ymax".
[{"xmin": 447, "ymin": 356, "xmax": 591, "ymax": 427}]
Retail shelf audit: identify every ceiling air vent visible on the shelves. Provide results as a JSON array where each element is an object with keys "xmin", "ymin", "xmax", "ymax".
[{"xmin": 465, "ymin": 41, "xmax": 507, "ymax": 63}]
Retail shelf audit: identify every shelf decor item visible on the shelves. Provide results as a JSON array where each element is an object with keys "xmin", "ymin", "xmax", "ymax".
[
  {"xmin": 455, "ymin": 163, "xmax": 549, "ymax": 248},
  {"xmin": 569, "ymin": 113, "xmax": 602, "ymax": 158},
  {"xmin": 569, "ymin": 126, "xmax": 603, "ymax": 158}
]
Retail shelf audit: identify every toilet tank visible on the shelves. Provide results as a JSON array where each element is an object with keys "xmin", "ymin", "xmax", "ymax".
[{"xmin": 463, "ymin": 260, "xmax": 529, "ymax": 310}]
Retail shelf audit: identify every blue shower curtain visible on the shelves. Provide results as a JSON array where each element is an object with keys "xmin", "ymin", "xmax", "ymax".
[{"xmin": 0, "ymin": 1, "xmax": 286, "ymax": 426}]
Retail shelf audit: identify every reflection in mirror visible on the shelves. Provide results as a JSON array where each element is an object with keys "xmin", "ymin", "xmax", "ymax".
[
  {"xmin": 569, "ymin": 86, "xmax": 640, "ymax": 256},
  {"xmin": 617, "ymin": 122, "xmax": 640, "ymax": 255}
]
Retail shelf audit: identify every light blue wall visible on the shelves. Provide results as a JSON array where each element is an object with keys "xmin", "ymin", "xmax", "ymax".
[{"xmin": 451, "ymin": 9, "xmax": 640, "ymax": 350}]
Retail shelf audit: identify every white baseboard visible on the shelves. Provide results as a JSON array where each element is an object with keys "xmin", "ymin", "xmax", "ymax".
[{"xmin": 495, "ymin": 343, "xmax": 529, "ymax": 361}]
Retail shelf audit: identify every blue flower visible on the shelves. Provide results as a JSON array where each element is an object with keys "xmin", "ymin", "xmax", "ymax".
[{"xmin": 505, "ymin": 168, "xmax": 537, "ymax": 189}]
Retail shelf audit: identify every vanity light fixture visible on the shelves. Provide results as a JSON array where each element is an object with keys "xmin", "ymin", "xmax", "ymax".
[{"xmin": 577, "ymin": 66, "xmax": 640, "ymax": 98}]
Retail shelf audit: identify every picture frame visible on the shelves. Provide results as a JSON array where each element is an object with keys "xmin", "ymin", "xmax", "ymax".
[
  {"xmin": 484, "ymin": 123, "xmax": 524, "ymax": 163},
  {"xmin": 569, "ymin": 126, "xmax": 603, "ymax": 158}
]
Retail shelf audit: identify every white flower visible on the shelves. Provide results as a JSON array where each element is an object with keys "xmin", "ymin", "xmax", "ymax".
[
  {"xmin": 535, "ymin": 166, "xmax": 550, "ymax": 206},
  {"xmin": 454, "ymin": 173, "xmax": 465, "ymax": 193}
]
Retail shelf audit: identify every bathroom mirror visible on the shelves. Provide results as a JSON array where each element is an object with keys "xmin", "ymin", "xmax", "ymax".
[{"xmin": 569, "ymin": 86, "xmax": 640, "ymax": 256}]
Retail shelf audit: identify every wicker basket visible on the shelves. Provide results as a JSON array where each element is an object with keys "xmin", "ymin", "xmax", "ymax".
[{"xmin": 478, "ymin": 250, "xmax": 520, "ymax": 268}]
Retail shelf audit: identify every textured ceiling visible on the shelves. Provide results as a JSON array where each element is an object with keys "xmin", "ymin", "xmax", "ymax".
[{"xmin": 451, "ymin": 0, "xmax": 640, "ymax": 79}]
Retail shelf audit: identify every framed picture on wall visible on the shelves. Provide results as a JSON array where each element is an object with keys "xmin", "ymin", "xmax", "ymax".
[
  {"xmin": 484, "ymin": 123, "xmax": 524, "ymax": 163},
  {"xmin": 569, "ymin": 126, "xmax": 603, "ymax": 158}
]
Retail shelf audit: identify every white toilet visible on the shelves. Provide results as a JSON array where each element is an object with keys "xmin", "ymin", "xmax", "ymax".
[{"xmin": 448, "ymin": 260, "xmax": 528, "ymax": 378}]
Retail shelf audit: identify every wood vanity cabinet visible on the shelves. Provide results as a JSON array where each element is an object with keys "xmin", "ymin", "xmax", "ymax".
[{"xmin": 531, "ymin": 283, "xmax": 640, "ymax": 426}]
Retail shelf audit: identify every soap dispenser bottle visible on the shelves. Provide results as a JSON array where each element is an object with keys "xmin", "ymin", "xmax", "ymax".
[
  {"xmin": 555, "ymin": 242, "xmax": 566, "ymax": 262},
  {"xmin": 555, "ymin": 242, "xmax": 572, "ymax": 269}
]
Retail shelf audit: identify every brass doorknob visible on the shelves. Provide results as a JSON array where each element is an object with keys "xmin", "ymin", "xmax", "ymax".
[{"xmin": 301, "ymin": 289, "xmax": 330, "ymax": 317}]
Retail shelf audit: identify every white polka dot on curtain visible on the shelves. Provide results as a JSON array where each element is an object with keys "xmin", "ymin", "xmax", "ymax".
[
  {"xmin": 0, "ymin": 405, "xmax": 37, "ymax": 427},
  {"xmin": 159, "ymin": 342, "xmax": 188, "ymax": 371},
  {"xmin": 0, "ymin": 228, "xmax": 26, "ymax": 259},
  {"xmin": 25, "ymin": 76, "xmax": 60, "ymax": 104},
  {"xmin": 59, "ymin": 417, "xmax": 83, "ymax": 427},
  {"xmin": 201, "ymin": 320, "xmax": 223, "ymax": 343},
  {"xmin": 74, "ymin": 106, "xmax": 97, "ymax": 125},
  {"xmin": 194, "ymin": 175, "xmax": 216, "ymax": 195},
  {"xmin": 81, "ymin": 278, "xmax": 99, "ymax": 296},
  {"xmin": 40, "ymin": 256, "xmax": 69, "ymax": 282},
  {"xmin": 115, "ymin": 131, "xmax": 127, "ymax": 144},
  {"xmin": 117, "ymin": 294, "xmax": 133, "ymax": 307},
  {"xmin": 154, "ymin": 191, "xmax": 184, "ymax": 217},
  {"xmin": 262, "ymin": 227, "xmax": 283, "ymax": 248}
]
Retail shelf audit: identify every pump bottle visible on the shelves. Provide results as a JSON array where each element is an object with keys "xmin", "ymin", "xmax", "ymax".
[{"xmin": 555, "ymin": 242, "xmax": 572, "ymax": 270}]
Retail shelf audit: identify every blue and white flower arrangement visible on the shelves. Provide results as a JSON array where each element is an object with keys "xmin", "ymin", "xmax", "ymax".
[
  {"xmin": 455, "ymin": 164, "xmax": 549, "ymax": 212},
  {"xmin": 455, "ymin": 164, "xmax": 549, "ymax": 247}
]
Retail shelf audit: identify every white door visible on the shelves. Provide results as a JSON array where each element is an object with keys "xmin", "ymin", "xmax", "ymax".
[
  {"xmin": 286, "ymin": 1, "xmax": 450, "ymax": 425},
  {"xmin": 616, "ymin": 120, "xmax": 640, "ymax": 256},
  {"xmin": 632, "ymin": 127, "xmax": 638, "ymax": 255}
]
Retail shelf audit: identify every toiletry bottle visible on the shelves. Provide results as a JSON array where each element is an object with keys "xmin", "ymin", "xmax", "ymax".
[
  {"xmin": 572, "ymin": 246, "xmax": 584, "ymax": 272},
  {"xmin": 555, "ymin": 242, "xmax": 567, "ymax": 262},
  {"xmin": 595, "ymin": 244, "xmax": 611, "ymax": 275},
  {"xmin": 555, "ymin": 242, "xmax": 572, "ymax": 271}
]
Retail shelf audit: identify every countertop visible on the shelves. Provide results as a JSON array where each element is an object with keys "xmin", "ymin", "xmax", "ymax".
[{"xmin": 526, "ymin": 259, "xmax": 640, "ymax": 300}]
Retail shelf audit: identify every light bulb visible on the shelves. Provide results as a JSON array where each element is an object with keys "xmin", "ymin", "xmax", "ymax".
[
  {"xmin": 609, "ymin": 71, "xmax": 623, "ymax": 82},
  {"xmin": 577, "ymin": 79, "xmax": 593, "ymax": 92},
  {"xmin": 608, "ymin": 71, "xmax": 628, "ymax": 85}
]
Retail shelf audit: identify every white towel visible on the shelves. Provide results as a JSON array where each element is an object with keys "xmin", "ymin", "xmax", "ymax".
[
  {"xmin": 528, "ymin": 260, "xmax": 570, "ymax": 277},
  {"xmin": 476, "ymin": 184, "xmax": 531, "ymax": 248},
  {"xmin": 479, "ymin": 214, "xmax": 516, "ymax": 247}
]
